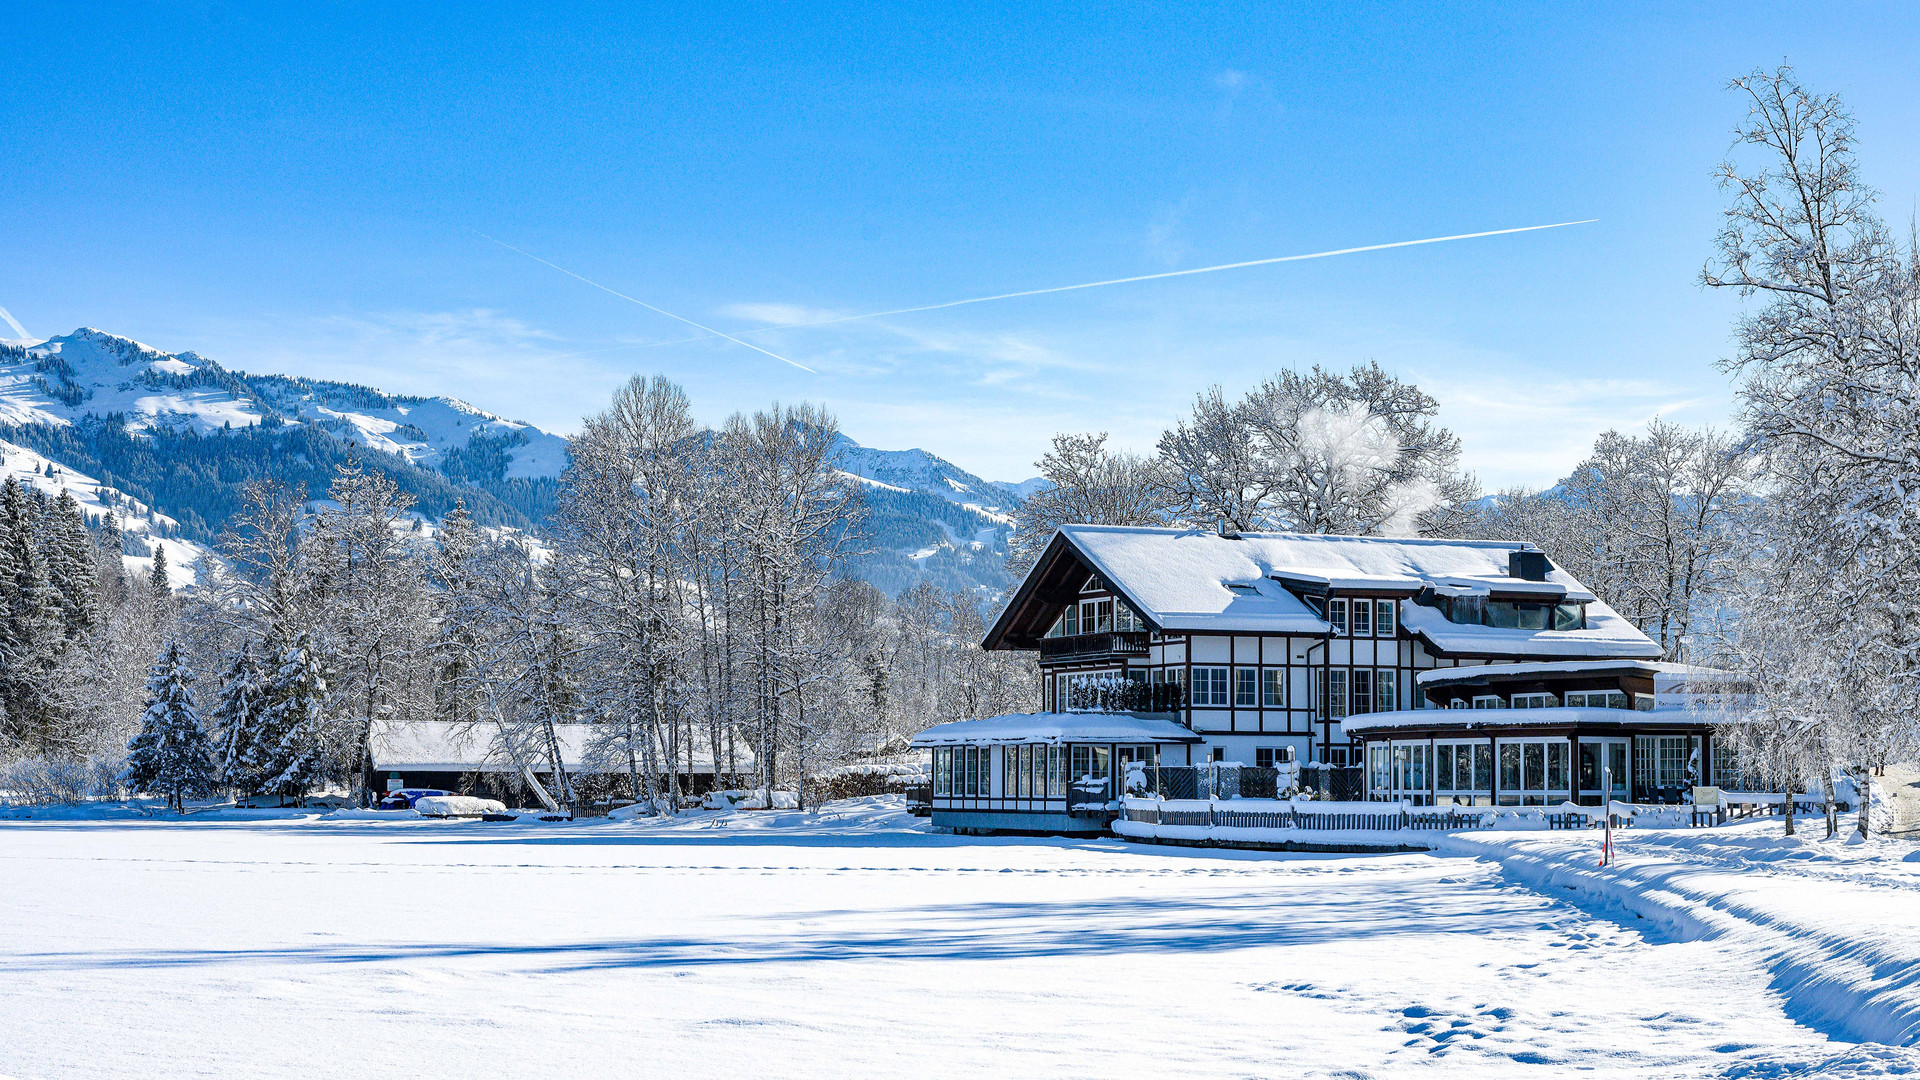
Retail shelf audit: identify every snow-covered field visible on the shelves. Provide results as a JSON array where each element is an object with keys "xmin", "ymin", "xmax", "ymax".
[{"xmin": 3, "ymin": 798, "xmax": 1918, "ymax": 1078}]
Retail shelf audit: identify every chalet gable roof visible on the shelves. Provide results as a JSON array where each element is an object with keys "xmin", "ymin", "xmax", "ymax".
[{"xmin": 984, "ymin": 525, "xmax": 1662, "ymax": 660}]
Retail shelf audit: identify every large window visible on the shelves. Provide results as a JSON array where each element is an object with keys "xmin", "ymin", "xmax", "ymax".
[
  {"xmin": 1192, "ymin": 667, "xmax": 1230, "ymax": 707},
  {"xmin": 957, "ymin": 746, "xmax": 985, "ymax": 797},
  {"xmin": 1376, "ymin": 670, "xmax": 1397, "ymax": 712},
  {"xmin": 1565, "ymin": 690, "xmax": 1629, "ymax": 709},
  {"xmin": 1577, "ymin": 740, "xmax": 1629, "ymax": 795},
  {"xmin": 1472, "ymin": 695, "xmax": 1507, "ymax": 709},
  {"xmin": 1262, "ymin": 668, "xmax": 1286, "ymax": 708},
  {"xmin": 1437, "ymin": 597, "xmax": 1587, "ymax": 631},
  {"xmin": 1485, "ymin": 602, "xmax": 1551, "ymax": 630},
  {"xmin": 1322, "ymin": 669, "xmax": 1348, "ymax": 719},
  {"xmin": 1079, "ymin": 599, "xmax": 1113, "ymax": 634},
  {"xmin": 1497, "ymin": 738, "xmax": 1573, "ymax": 805},
  {"xmin": 1070, "ymin": 744, "xmax": 1111, "ymax": 782},
  {"xmin": 1512, "ymin": 692, "xmax": 1559, "ymax": 709},
  {"xmin": 1234, "ymin": 668, "xmax": 1259, "ymax": 707},
  {"xmin": 1711, "ymin": 742, "xmax": 1754, "ymax": 791},
  {"xmin": 934, "ymin": 747, "xmax": 952, "ymax": 796},
  {"xmin": 1350, "ymin": 669, "xmax": 1373, "ymax": 715},
  {"xmin": 1255, "ymin": 747, "xmax": 1296, "ymax": 768},
  {"xmin": 1435, "ymin": 742, "xmax": 1492, "ymax": 792},
  {"xmin": 1634, "ymin": 735, "xmax": 1695, "ymax": 789}
]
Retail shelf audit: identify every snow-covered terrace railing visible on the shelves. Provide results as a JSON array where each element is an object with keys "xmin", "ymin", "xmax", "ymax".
[
  {"xmin": 1118, "ymin": 796, "xmax": 1593, "ymax": 835},
  {"xmin": 1108, "ymin": 796, "xmax": 1806, "ymax": 845},
  {"xmin": 1116, "ymin": 796, "xmax": 1837, "ymax": 847}
]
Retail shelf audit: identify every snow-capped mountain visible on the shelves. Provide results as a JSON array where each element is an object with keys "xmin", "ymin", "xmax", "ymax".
[
  {"xmin": 5, "ymin": 328, "xmax": 568, "ymax": 480},
  {"xmin": 828, "ymin": 434, "xmax": 1039, "ymax": 602},
  {"xmin": 0, "ymin": 326, "xmax": 1042, "ymax": 603},
  {"xmin": 830, "ymin": 433, "xmax": 1036, "ymax": 519}
]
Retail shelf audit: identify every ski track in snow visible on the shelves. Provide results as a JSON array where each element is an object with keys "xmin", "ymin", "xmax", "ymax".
[{"xmin": 1, "ymin": 798, "xmax": 1916, "ymax": 1079}]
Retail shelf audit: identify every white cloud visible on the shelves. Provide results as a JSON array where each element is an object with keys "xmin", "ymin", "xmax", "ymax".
[{"xmin": 713, "ymin": 302, "xmax": 845, "ymax": 326}]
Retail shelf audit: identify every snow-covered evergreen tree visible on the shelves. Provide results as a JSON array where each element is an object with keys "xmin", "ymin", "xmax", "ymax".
[
  {"xmin": 120, "ymin": 642, "xmax": 215, "ymax": 812},
  {"xmin": 261, "ymin": 633, "xmax": 328, "ymax": 803},
  {"xmin": 210, "ymin": 644, "xmax": 270, "ymax": 798},
  {"xmin": 0, "ymin": 478, "xmax": 67, "ymax": 755},
  {"xmin": 44, "ymin": 490, "xmax": 99, "ymax": 639},
  {"xmin": 148, "ymin": 541, "xmax": 170, "ymax": 602}
]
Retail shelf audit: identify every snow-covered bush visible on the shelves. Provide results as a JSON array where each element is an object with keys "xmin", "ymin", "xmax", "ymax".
[
  {"xmin": 703, "ymin": 789, "xmax": 799, "ymax": 811},
  {"xmin": 0, "ymin": 755, "xmax": 126, "ymax": 807}
]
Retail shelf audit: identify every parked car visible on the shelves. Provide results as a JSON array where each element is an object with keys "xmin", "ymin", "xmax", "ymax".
[{"xmin": 378, "ymin": 788, "xmax": 451, "ymax": 811}]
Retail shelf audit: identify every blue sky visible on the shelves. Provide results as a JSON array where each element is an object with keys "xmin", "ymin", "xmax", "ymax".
[{"xmin": 5, "ymin": 3, "xmax": 1919, "ymax": 488}]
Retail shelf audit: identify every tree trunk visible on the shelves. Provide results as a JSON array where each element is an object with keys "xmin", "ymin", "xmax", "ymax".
[
  {"xmin": 1783, "ymin": 785, "xmax": 1796, "ymax": 837},
  {"xmin": 1856, "ymin": 767, "xmax": 1871, "ymax": 839},
  {"xmin": 1822, "ymin": 773, "xmax": 1837, "ymax": 839}
]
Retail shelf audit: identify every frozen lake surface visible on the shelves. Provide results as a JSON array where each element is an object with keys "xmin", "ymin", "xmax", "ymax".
[{"xmin": 1, "ymin": 798, "xmax": 1912, "ymax": 1078}]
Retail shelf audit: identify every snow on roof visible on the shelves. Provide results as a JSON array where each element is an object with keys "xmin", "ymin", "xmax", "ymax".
[
  {"xmin": 1341, "ymin": 705, "xmax": 1730, "ymax": 735},
  {"xmin": 1059, "ymin": 526, "xmax": 1328, "ymax": 633},
  {"xmin": 369, "ymin": 720, "xmax": 747, "ymax": 774},
  {"xmin": 909, "ymin": 712, "xmax": 1204, "ymax": 747},
  {"xmin": 1415, "ymin": 659, "xmax": 1711, "ymax": 687},
  {"xmin": 1056, "ymin": 525, "xmax": 1618, "ymax": 637},
  {"xmin": 1397, "ymin": 598, "xmax": 1663, "ymax": 660}
]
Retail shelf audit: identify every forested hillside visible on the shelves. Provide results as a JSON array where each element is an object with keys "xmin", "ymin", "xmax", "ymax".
[{"xmin": 0, "ymin": 331, "xmax": 1037, "ymax": 600}]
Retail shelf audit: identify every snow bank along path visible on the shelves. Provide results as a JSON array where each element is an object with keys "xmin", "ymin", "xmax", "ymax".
[
  {"xmin": 1438, "ymin": 822, "xmax": 1920, "ymax": 1050},
  {"xmin": 2, "ymin": 797, "xmax": 1917, "ymax": 1078},
  {"xmin": 1120, "ymin": 795, "xmax": 1920, "ymax": 1050}
]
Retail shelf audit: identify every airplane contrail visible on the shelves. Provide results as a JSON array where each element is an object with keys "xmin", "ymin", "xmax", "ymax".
[
  {"xmin": 474, "ymin": 232, "xmax": 817, "ymax": 373},
  {"xmin": 0, "ymin": 305, "xmax": 31, "ymax": 341},
  {"xmin": 625, "ymin": 218, "xmax": 1600, "ymax": 350}
]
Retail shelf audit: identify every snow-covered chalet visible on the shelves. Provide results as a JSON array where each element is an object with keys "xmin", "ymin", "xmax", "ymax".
[{"xmin": 914, "ymin": 525, "xmax": 1731, "ymax": 833}]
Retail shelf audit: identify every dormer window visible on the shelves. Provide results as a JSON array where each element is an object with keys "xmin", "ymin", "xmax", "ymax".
[{"xmin": 1436, "ymin": 596, "xmax": 1587, "ymax": 632}]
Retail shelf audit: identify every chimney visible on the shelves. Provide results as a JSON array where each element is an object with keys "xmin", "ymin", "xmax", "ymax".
[{"xmin": 1508, "ymin": 550, "xmax": 1548, "ymax": 582}]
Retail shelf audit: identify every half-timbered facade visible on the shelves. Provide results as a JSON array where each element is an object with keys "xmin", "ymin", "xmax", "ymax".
[{"xmin": 982, "ymin": 525, "xmax": 1664, "ymax": 769}]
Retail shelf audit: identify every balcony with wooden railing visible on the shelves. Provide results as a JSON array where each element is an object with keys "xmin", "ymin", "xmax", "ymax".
[{"xmin": 1038, "ymin": 630, "xmax": 1150, "ymax": 662}]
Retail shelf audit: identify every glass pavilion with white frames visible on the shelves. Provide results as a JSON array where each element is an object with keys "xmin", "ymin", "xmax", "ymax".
[{"xmin": 1343, "ymin": 660, "xmax": 1748, "ymax": 806}]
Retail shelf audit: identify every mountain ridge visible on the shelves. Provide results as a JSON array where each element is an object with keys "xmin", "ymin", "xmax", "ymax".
[{"xmin": 0, "ymin": 327, "xmax": 1035, "ymax": 600}]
